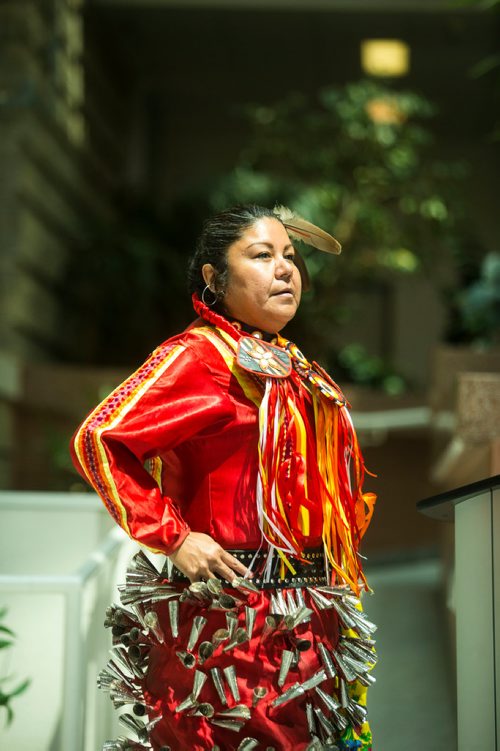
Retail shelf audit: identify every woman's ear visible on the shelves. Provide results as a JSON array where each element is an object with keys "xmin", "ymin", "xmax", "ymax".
[{"xmin": 201, "ymin": 263, "xmax": 217, "ymax": 290}]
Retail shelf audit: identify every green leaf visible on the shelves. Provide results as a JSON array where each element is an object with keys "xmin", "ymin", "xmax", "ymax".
[
  {"xmin": 4, "ymin": 704, "xmax": 14, "ymax": 726},
  {"xmin": 9, "ymin": 679, "xmax": 31, "ymax": 698},
  {"xmin": 0, "ymin": 640, "xmax": 14, "ymax": 650},
  {"xmin": 0, "ymin": 625, "xmax": 15, "ymax": 637}
]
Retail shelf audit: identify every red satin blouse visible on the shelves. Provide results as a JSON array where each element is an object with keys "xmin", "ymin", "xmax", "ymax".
[{"xmin": 70, "ymin": 318, "xmax": 324, "ymax": 557}]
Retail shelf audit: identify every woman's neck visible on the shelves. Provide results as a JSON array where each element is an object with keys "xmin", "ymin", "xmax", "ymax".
[
  {"xmin": 229, "ymin": 318, "xmax": 276, "ymax": 343},
  {"xmin": 192, "ymin": 294, "xmax": 278, "ymax": 343}
]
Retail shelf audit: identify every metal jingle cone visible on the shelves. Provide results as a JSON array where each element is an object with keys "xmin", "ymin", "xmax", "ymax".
[
  {"xmin": 356, "ymin": 670, "xmax": 376, "ymax": 687},
  {"xmin": 145, "ymin": 714, "xmax": 160, "ymax": 731},
  {"xmin": 176, "ymin": 650, "xmax": 196, "ymax": 669},
  {"xmin": 342, "ymin": 637, "xmax": 377, "ymax": 665},
  {"xmin": 295, "ymin": 588, "xmax": 306, "ymax": 609},
  {"xmin": 198, "ymin": 640, "xmax": 215, "ymax": 665},
  {"xmin": 342, "ymin": 649, "xmax": 368, "ymax": 675},
  {"xmin": 346, "ymin": 699, "xmax": 367, "ymax": 726},
  {"xmin": 344, "ymin": 593, "xmax": 361, "ymax": 607},
  {"xmin": 128, "ymin": 644, "xmax": 148, "ymax": 666},
  {"xmin": 276, "ymin": 590, "xmax": 289, "ymax": 616},
  {"xmin": 216, "ymin": 704, "xmax": 251, "ymax": 721},
  {"xmin": 277, "ymin": 649, "xmax": 295, "ymax": 688},
  {"xmin": 286, "ymin": 589, "xmax": 297, "ymax": 613},
  {"xmin": 327, "ymin": 597, "xmax": 357, "ymax": 630},
  {"xmin": 305, "ymin": 701, "xmax": 316, "ymax": 736},
  {"xmin": 226, "ymin": 612, "xmax": 238, "ymax": 641},
  {"xmin": 288, "ymin": 605, "xmax": 314, "ymax": 630},
  {"xmin": 187, "ymin": 615, "xmax": 208, "ymax": 652},
  {"xmin": 236, "ymin": 739, "xmax": 260, "ymax": 751},
  {"xmin": 305, "ymin": 739, "xmax": 323, "ymax": 751},
  {"xmin": 233, "ymin": 576, "xmax": 260, "ymax": 594},
  {"xmin": 271, "ymin": 682, "xmax": 304, "ymax": 708},
  {"xmin": 210, "ymin": 719, "xmax": 246, "ymax": 732},
  {"xmin": 112, "ymin": 648, "xmax": 144, "ymax": 680},
  {"xmin": 210, "ymin": 667, "xmax": 228, "ymax": 705},
  {"xmin": 175, "ymin": 695, "xmax": 198, "ymax": 713},
  {"xmin": 168, "ymin": 600, "xmax": 179, "ymax": 639},
  {"xmin": 128, "ymin": 626, "xmax": 146, "ymax": 644},
  {"xmin": 300, "ymin": 669, "xmax": 327, "ymax": 692},
  {"xmin": 223, "ymin": 627, "xmax": 248, "ymax": 652},
  {"xmin": 252, "ymin": 686, "xmax": 267, "ymax": 707},
  {"xmin": 245, "ymin": 605, "xmax": 257, "ymax": 639},
  {"xmin": 189, "ymin": 581, "xmax": 211, "ymax": 601},
  {"xmin": 281, "ymin": 614, "xmax": 296, "ymax": 631},
  {"xmin": 332, "ymin": 648, "xmax": 356, "ymax": 683},
  {"xmin": 330, "ymin": 705, "xmax": 348, "ymax": 733},
  {"xmin": 105, "ymin": 605, "xmax": 133, "ymax": 629},
  {"xmin": 313, "ymin": 706, "xmax": 336, "ymax": 737},
  {"xmin": 192, "ymin": 669, "xmax": 208, "ymax": 700},
  {"xmin": 292, "ymin": 637, "xmax": 312, "ymax": 652},
  {"xmin": 223, "ymin": 665, "xmax": 240, "ymax": 702},
  {"xmin": 132, "ymin": 702, "xmax": 148, "ymax": 717},
  {"xmin": 131, "ymin": 602, "xmax": 148, "ymax": 631},
  {"xmin": 260, "ymin": 615, "xmax": 277, "ymax": 641},
  {"xmin": 188, "ymin": 702, "xmax": 214, "ymax": 718},
  {"xmin": 339, "ymin": 678, "xmax": 349, "ymax": 709},
  {"xmin": 207, "ymin": 577, "xmax": 223, "ymax": 597},
  {"xmin": 129, "ymin": 551, "xmax": 160, "ymax": 577},
  {"xmin": 118, "ymin": 713, "xmax": 148, "ymax": 742},
  {"xmin": 306, "ymin": 588, "xmax": 335, "ymax": 611},
  {"xmin": 160, "ymin": 555, "xmax": 173, "ymax": 580},
  {"xmin": 316, "ymin": 584, "xmax": 349, "ymax": 597},
  {"xmin": 128, "ymin": 627, "xmax": 142, "ymax": 644},
  {"xmin": 144, "ymin": 610, "xmax": 165, "ymax": 644},
  {"xmin": 212, "ymin": 628, "xmax": 230, "ymax": 648},
  {"xmin": 148, "ymin": 591, "xmax": 182, "ymax": 606},
  {"xmin": 105, "ymin": 661, "xmax": 132, "ymax": 688},
  {"xmin": 218, "ymin": 592, "xmax": 243, "ymax": 610},
  {"xmin": 97, "ymin": 669, "xmax": 113, "ymax": 690},
  {"xmin": 315, "ymin": 686, "xmax": 341, "ymax": 713},
  {"xmin": 269, "ymin": 593, "xmax": 281, "ymax": 616},
  {"xmin": 344, "ymin": 605, "xmax": 377, "ymax": 635},
  {"xmin": 317, "ymin": 643, "xmax": 337, "ymax": 679},
  {"xmin": 346, "ymin": 634, "xmax": 376, "ymax": 650}
]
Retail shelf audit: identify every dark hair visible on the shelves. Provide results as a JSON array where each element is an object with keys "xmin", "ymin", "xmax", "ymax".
[{"xmin": 187, "ymin": 204, "xmax": 280, "ymax": 300}]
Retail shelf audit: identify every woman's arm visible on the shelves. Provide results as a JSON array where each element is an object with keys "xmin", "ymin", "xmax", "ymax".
[{"xmin": 70, "ymin": 339, "xmax": 235, "ymax": 557}]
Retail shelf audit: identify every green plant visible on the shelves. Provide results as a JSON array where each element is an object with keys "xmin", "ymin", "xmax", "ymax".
[
  {"xmin": 454, "ymin": 252, "xmax": 500, "ymax": 344},
  {"xmin": 202, "ymin": 79, "xmax": 468, "ymax": 384},
  {"xmin": 335, "ymin": 343, "xmax": 408, "ymax": 395},
  {"xmin": 0, "ymin": 609, "xmax": 30, "ymax": 726},
  {"xmin": 455, "ymin": 0, "xmax": 500, "ymax": 140}
]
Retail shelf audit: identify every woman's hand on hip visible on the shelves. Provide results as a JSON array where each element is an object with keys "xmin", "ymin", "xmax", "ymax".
[{"xmin": 168, "ymin": 531, "xmax": 252, "ymax": 583}]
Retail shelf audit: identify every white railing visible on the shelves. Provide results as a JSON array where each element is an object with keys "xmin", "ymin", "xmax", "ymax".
[{"xmin": 0, "ymin": 492, "xmax": 132, "ymax": 751}]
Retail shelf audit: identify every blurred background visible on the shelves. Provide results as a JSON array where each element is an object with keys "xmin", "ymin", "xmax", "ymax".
[{"xmin": 0, "ymin": 0, "xmax": 499, "ymax": 749}]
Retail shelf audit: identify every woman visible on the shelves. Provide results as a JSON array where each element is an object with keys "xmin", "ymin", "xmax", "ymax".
[{"xmin": 71, "ymin": 205, "xmax": 377, "ymax": 751}]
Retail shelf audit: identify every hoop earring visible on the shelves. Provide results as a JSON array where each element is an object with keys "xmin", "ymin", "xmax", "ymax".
[{"xmin": 202, "ymin": 284, "xmax": 217, "ymax": 307}]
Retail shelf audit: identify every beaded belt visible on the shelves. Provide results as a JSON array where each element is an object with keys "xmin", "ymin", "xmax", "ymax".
[{"xmin": 167, "ymin": 546, "xmax": 327, "ymax": 589}]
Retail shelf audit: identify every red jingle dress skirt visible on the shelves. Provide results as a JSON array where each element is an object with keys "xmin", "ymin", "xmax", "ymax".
[{"xmin": 71, "ymin": 296, "xmax": 377, "ymax": 751}]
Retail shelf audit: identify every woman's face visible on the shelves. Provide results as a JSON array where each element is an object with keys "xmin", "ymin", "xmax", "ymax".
[{"xmin": 208, "ymin": 217, "xmax": 302, "ymax": 333}]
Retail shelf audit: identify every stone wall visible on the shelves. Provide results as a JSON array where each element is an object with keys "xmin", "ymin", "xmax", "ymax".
[{"xmin": 0, "ymin": 0, "xmax": 125, "ymax": 486}]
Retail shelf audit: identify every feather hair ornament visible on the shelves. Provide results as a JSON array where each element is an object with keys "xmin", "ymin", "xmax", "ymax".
[{"xmin": 273, "ymin": 205, "xmax": 342, "ymax": 255}]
